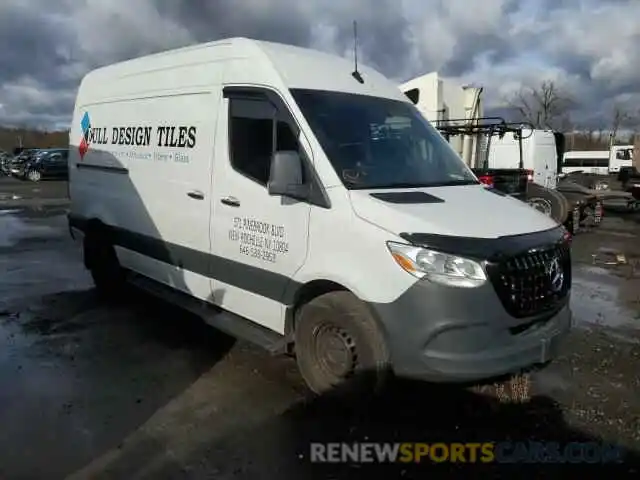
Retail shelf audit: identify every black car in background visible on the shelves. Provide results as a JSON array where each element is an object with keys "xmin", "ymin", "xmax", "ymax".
[
  {"xmin": 8, "ymin": 149, "xmax": 39, "ymax": 176},
  {"xmin": 0, "ymin": 151, "xmax": 11, "ymax": 175},
  {"xmin": 19, "ymin": 148, "xmax": 69, "ymax": 182}
]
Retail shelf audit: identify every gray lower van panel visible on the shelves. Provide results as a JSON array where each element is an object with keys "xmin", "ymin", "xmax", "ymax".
[{"xmin": 370, "ymin": 279, "xmax": 572, "ymax": 383}]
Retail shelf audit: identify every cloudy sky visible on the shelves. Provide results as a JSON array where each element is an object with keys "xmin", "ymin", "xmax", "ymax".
[{"xmin": 1, "ymin": 0, "xmax": 639, "ymax": 131}]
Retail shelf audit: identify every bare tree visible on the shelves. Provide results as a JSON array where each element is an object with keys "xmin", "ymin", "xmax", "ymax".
[
  {"xmin": 0, "ymin": 126, "xmax": 68, "ymax": 152},
  {"xmin": 610, "ymin": 103, "xmax": 639, "ymax": 145},
  {"xmin": 506, "ymin": 80, "xmax": 575, "ymax": 130}
]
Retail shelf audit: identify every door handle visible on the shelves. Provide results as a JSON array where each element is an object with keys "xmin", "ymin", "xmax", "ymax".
[
  {"xmin": 187, "ymin": 190, "xmax": 205, "ymax": 200},
  {"xmin": 220, "ymin": 196, "xmax": 240, "ymax": 207}
]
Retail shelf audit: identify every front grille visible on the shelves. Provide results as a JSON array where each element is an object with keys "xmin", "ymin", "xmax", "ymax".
[{"xmin": 486, "ymin": 242, "xmax": 571, "ymax": 318}]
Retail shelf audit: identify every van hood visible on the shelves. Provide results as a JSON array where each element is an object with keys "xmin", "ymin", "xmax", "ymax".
[{"xmin": 349, "ymin": 184, "xmax": 559, "ymax": 239}]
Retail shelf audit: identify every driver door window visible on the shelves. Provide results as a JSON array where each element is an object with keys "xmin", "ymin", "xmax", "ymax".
[{"xmin": 228, "ymin": 98, "xmax": 302, "ymax": 186}]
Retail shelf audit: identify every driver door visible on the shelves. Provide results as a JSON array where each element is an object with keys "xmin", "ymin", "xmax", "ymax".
[{"xmin": 209, "ymin": 88, "xmax": 311, "ymax": 334}]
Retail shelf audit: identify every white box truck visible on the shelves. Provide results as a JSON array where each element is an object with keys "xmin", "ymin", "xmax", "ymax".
[{"xmin": 67, "ymin": 37, "xmax": 572, "ymax": 395}]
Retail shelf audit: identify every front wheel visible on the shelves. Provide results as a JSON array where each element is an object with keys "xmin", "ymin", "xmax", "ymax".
[
  {"xmin": 27, "ymin": 169, "xmax": 41, "ymax": 182},
  {"xmin": 294, "ymin": 291, "xmax": 390, "ymax": 396}
]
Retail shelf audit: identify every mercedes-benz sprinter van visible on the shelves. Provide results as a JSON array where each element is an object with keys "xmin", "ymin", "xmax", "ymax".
[{"xmin": 68, "ymin": 38, "xmax": 572, "ymax": 394}]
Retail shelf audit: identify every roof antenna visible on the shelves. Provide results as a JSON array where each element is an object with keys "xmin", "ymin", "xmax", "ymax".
[{"xmin": 351, "ymin": 20, "xmax": 364, "ymax": 84}]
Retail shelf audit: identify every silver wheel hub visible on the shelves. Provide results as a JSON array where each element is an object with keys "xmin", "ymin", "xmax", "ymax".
[{"xmin": 314, "ymin": 325, "xmax": 357, "ymax": 379}]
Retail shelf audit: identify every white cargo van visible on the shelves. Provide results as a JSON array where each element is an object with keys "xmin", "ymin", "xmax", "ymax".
[
  {"xmin": 487, "ymin": 128, "xmax": 559, "ymax": 189},
  {"xmin": 68, "ymin": 38, "xmax": 572, "ymax": 394}
]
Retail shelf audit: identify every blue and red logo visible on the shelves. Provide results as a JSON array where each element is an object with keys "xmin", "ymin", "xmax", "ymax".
[{"xmin": 79, "ymin": 112, "xmax": 91, "ymax": 159}]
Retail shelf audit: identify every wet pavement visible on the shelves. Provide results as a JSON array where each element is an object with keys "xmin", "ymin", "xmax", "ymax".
[
  {"xmin": 1, "ymin": 178, "xmax": 639, "ymax": 478},
  {"xmin": 0, "ymin": 176, "xmax": 69, "ymax": 210}
]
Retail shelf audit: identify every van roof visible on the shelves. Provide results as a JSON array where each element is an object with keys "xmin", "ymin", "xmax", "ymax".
[{"xmin": 78, "ymin": 37, "xmax": 407, "ymax": 104}]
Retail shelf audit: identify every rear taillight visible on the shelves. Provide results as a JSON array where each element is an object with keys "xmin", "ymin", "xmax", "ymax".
[
  {"xmin": 478, "ymin": 174, "xmax": 494, "ymax": 188},
  {"xmin": 525, "ymin": 169, "xmax": 534, "ymax": 182}
]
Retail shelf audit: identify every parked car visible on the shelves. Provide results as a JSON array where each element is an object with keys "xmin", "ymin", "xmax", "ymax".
[
  {"xmin": 9, "ymin": 149, "xmax": 39, "ymax": 176},
  {"xmin": 20, "ymin": 148, "xmax": 69, "ymax": 181},
  {"xmin": 0, "ymin": 151, "xmax": 11, "ymax": 175}
]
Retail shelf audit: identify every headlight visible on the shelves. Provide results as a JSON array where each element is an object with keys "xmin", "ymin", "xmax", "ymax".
[{"xmin": 387, "ymin": 241, "xmax": 487, "ymax": 288}]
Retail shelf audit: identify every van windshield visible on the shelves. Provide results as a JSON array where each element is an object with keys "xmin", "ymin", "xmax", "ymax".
[{"xmin": 290, "ymin": 89, "xmax": 478, "ymax": 189}]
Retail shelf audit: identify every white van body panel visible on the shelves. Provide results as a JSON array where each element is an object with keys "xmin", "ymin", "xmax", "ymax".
[
  {"xmin": 348, "ymin": 185, "xmax": 558, "ymax": 239},
  {"xmin": 487, "ymin": 129, "xmax": 558, "ymax": 188},
  {"xmin": 287, "ymin": 187, "xmax": 418, "ymax": 304}
]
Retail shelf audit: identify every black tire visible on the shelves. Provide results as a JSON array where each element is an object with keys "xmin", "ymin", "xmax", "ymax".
[
  {"xmin": 294, "ymin": 291, "xmax": 390, "ymax": 396},
  {"xmin": 84, "ymin": 233, "xmax": 126, "ymax": 299},
  {"xmin": 526, "ymin": 183, "xmax": 570, "ymax": 224}
]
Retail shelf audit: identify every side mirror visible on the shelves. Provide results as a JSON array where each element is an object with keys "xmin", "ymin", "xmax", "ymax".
[{"xmin": 267, "ymin": 150, "xmax": 309, "ymax": 199}]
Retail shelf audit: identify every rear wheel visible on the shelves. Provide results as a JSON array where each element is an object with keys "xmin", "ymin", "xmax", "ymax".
[{"xmin": 294, "ymin": 291, "xmax": 390, "ymax": 396}]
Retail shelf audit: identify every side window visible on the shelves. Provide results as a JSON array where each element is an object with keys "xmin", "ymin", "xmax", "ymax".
[
  {"xmin": 229, "ymin": 98, "xmax": 275, "ymax": 185},
  {"xmin": 276, "ymin": 119, "xmax": 299, "ymax": 152},
  {"xmin": 229, "ymin": 97, "xmax": 302, "ymax": 186},
  {"xmin": 616, "ymin": 149, "xmax": 631, "ymax": 160},
  {"xmin": 564, "ymin": 157, "xmax": 582, "ymax": 167}
]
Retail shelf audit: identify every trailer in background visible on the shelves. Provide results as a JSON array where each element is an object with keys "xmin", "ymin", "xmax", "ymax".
[
  {"xmin": 562, "ymin": 150, "xmax": 610, "ymax": 175},
  {"xmin": 399, "ymin": 73, "xmax": 606, "ymax": 234},
  {"xmin": 434, "ymin": 117, "xmax": 584, "ymax": 233}
]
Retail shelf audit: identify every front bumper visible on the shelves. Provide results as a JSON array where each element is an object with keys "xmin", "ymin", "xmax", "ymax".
[{"xmin": 370, "ymin": 279, "xmax": 572, "ymax": 383}]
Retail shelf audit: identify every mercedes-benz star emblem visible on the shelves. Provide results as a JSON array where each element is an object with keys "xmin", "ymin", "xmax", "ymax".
[{"xmin": 547, "ymin": 257, "xmax": 564, "ymax": 293}]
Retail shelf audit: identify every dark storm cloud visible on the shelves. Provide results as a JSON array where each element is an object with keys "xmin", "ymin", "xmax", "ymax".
[
  {"xmin": 153, "ymin": 0, "xmax": 314, "ymax": 49},
  {"xmin": 443, "ymin": 33, "xmax": 517, "ymax": 77},
  {"xmin": 0, "ymin": 5, "xmax": 75, "ymax": 86},
  {"xmin": 0, "ymin": 0, "xmax": 639, "ymax": 130},
  {"xmin": 319, "ymin": 2, "xmax": 415, "ymax": 78},
  {"xmin": 153, "ymin": 0, "xmax": 414, "ymax": 76}
]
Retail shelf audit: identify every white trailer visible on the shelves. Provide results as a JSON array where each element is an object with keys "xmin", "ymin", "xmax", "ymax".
[
  {"xmin": 562, "ymin": 150, "xmax": 610, "ymax": 175},
  {"xmin": 488, "ymin": 128, "xmax": 558, "ymax": 189},
  {"xmin": 399, "ymin": 72, "xmax": 483, "ymax": 167}
]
